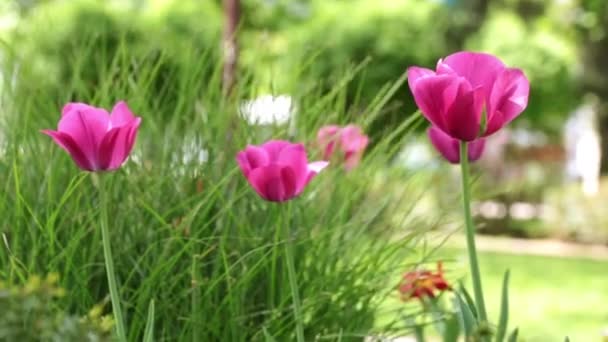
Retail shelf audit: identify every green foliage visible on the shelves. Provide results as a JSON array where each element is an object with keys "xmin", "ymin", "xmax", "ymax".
[
  {"xmin": 0, "ymin": 274, "xmax": 112, "ymax": 341},
  {"xmin": 0, "ymin": 7, "xmax": 430, "ymax": 340},
  {"xmin": 284, "ymin": 0, "xmax": 450, "ymax": 145},
  {"xmin": 7, "ymin": 0, "xmax": 222, "ymax": 125},
  {"xmin": 466, "ymin": 7, "xmax": 579, "ymax": 134},
  {"xmin": 544, "ymin": 178, "xmax": 608, "ymax": 244},
  {"xmin": 453, "ymin": 250, "xmax": 608, "ymax": 341}
]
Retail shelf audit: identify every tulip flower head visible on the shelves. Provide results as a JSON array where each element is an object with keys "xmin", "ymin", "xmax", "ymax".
[
  {"xmin": 428, "ymin": 126, "xmax": 485, "ymax": 164},
  {"xmin": 408, "ymin": 51, "xmax": 530, "ymax": 141},
  {"xmin": 398, "ymin": 262, "xmax": 451, "ymax": 301},
  {"xmin": 236, "ymin": 140, "xmax": 328, "ymax": 202},
  {"xmin": 317, "ymin": 124, "xmax": 369, "ymax": 170},
  {"xmin": 42, "ymin": 101, "xmax": 141, "ymax": 172}
]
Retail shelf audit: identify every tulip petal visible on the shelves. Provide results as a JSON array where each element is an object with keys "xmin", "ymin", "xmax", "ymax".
[
  {"xmin": 443, "ymin": 80, "xmax": 484, "ymax": 141},
  {"xmin": 300, "ymin": 160, "xmax": 328, "ymax": 193},
  {"xmin": 97, "ymin": 128, "xmax": 122, "ymax": 170},
  {"xmin": 261, "ymin": 140, "xmax": 291, "ymax": 161},
  {"xmin": 340, "ymin": 125, "xmax": 369, "ymax": 152},
  {"xmin": 247, "ymin": 165, "xmax": 297, "ymax": 202},
  {"xmin": 58, "ymin": 105, "xmax": 110, "ymax": 163},
  {"xmin": 428, "ymin": 126, "xmax": 486, "ymax": 163},
  {"xmin": 62, "ymin": 102, "xmax": 97, "ymax": 117},
  {"xmin": 279, "ymin": 166, "xmax": 297, "ymax": 199},
  {"xmin": 440, "ymin": 51, "xmax": 505, "ymax": 92},
  {"xmin": 308, "ymin": 161, "xmax": 329, "ymax": 173},
  {"xmin": 410, "ymin": 74, "xmax": 458, "ymax": 131},
  {"xmin": 317, "ymin": 125, "xmax": 340, "ymax": 160},
  {"xmin": 428, "ymin": 126, "xmax": 460, "ymax": 163},
  {"xmin": 110, "ymin": 101, "xmax": 137, "ymax": 128},
  {"xmin": 407, "ymin": 66, "xmax": 435, "ymax": 93},
  {"xmin": 277, "ymin": 143, "xmax": 309, "ymax": 193},
  {"xmin": 125, "ymin": 118, "xmax": 141, "ymax": 157},
  {"xmin": 415, "ymin": 75, "xmax": 483, "ymax": 141},
  {"xmin": 485, "ymin": 68, "xmax": 530, "ymax": 136},
  {"xmin": 236, "ymin": 145, "xmax": 269, "ymax": 176},
  {"xmin": 41, "ymin": 130, "xmax": 95, "ymax": 171},
  {"xmin": 468, "ymin": 138, "xmax": 486, "ymax": 161},
  {"xmin": 344, "ymin": 150, "xmax": 364, "ymax": 171},
  {"xmin": 317, "ymin": 125, "xmax": 340, "ymax": 142},
  {"xmin": 98, "ymin": 120, "xmax": 140, "ymax": 170}
]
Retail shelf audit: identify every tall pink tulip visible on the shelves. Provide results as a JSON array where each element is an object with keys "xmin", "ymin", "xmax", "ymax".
[
  {"xmin": 428, "ymin": 126, "xmax": 485, "ymax": 164},
  {"xmin": 236, "ymin": 140, "xmax": 328, "ymax": 202},
  {"xmin": 42, "ymin": 101, "xmax": 141, "ymax": 172},
  {"xmin": 407, "ymin": 51, "xmax": 529, "ymax": 141},
  {"xmin": 317, "ymin": 124, "xmax": 369, "ymax": 170}
]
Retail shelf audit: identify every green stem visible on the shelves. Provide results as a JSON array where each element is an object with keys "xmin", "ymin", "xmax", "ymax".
[
  {"xmin": 98, "ymin": 175, "xmax": 128, "ymax": 342},
  {"xmin": 283, "ymin": 203, "xmax": 305, "ymax": 342},
  {"xmin": 459, "ymin": 142, "xmax": 488, "ymax": 322},
  {"xmin": 269, "ymin": 205, "xmax": 282, "ymax": 310}
]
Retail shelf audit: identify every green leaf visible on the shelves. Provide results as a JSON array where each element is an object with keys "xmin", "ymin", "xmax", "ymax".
[
  {"xmin": 442, "ymin": 312, "xmax": 461, "ymax": 342},
  {"xmin": 427, "ymin": 297, "xmax": 446, "ymax": 336},
  {"xmin": 507, "ymin": 328, "xmax": 519, "ymax": 342},
  {"xmin": 459, "ymin": 283, "xmax": 479, "ymax": 319},
  {"xmin": 455, "ymin": 293, "xmax": 476, "ymax": 337},
  {"xmin": 564, "ymin": 337, "xmax": 570, "ymax": 342},
  {"xmin": 414, "ymin": 324, "xmax": 425, "ymax": 342},
  {"xmin": 263, "ymin": 327, "xmax": 278, "ymax": 342},
  {"xmin": 143, "ymin": 299, "xmax": 155, "ymax": 342},
  {"xmin": 495, "ymin": 270, "xmax": 510, "ymax": 342}
]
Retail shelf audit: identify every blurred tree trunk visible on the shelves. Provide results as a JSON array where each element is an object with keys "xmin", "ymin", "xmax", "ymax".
[{"xmin": 222, "ymin": 0, "xmax": 240, "ymax": 95}]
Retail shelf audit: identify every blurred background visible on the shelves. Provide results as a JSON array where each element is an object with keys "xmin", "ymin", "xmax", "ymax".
[{"xmin": 0, "ymin": 0, "xmax": 607, "ymax": 340}]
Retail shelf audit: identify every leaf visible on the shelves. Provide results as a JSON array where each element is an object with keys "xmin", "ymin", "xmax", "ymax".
[
  {"xmin": 263, "ymin": 327, "xmax": 278, "ymax": 342},
  {"xmin": 414, "ymin": 324, "xmax": 425, "ymax": 342},
  {"xmin": 442, "ymin": 312, "xmax": 461, "ymax": 342},
  {"xmin": 495, "ymin": 270, "xmax": 510, "ymax": 342},
  {"xmin": 507, "ymin": 328, "xmax": 519, "ymax": 342},
  {"xmin": 459, "ymin": 282, "xmax": 479, "ymax": 319},
  {"xmin": 427, "ymin": 297, "xmax": 446, "ymax": 336},
  {"xmin": 564, "ymin": 337, "xmax": 570, "ymax": 342},
  {"xmin": 143, "ymin": 299, "xmax": 155, "ymax": 342},
  {"xmin": 455, "ymin": 293, "xmax": 476, "ymax": 338}
]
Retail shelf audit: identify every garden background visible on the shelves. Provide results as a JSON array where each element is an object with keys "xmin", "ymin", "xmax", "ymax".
[{"xmin": 0, "ymin": 0, "xmax": 607, "ymax": 341}]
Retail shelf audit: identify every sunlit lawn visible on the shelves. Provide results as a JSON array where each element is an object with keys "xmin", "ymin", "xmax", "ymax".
[
  {"xmin": 379, "ymin": 248, "xmax": 608, "ymax": 341},
  {"xmin": 471, "ymin": 251, "xmax": 608, "ymax": 342},
  {"xmin": 446, "ymin": 249, "xmax": 607, "ymax": 341}
]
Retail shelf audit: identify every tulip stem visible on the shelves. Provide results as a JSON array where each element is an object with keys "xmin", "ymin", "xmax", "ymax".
[
  {"xmin": 283, "ymin": 203, "xmax": 305, "ymax": 342},
  {"xmin": 459, "ymin": 142, "xmax": 488, "ymax": 323},
  {"xmin": 97, "ymin": 175, "xmax": 128, "ymax": 342}
]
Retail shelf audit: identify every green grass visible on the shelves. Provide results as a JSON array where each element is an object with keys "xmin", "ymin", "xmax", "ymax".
[
  {"xmin": 0, "ymin": 6, "xmax": 435, "ymax": 340},
  {"xmin": 2, "ymin": 3, "xmax": 604, "ymax": 342},
  {"xmin": 379, "ymin": 248, "xmax": 608, "ymax": 341},
  {"xmin": 448, "ymin": 250, "xmax": 608, "ymax": 341}
]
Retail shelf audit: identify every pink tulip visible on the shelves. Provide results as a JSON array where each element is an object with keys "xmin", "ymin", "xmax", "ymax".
[
  {"xmin": 317, "ymin": 125, "xmax": 341, "ymax": 160},
  {"xmin": 42, "ymin": 101, "xmax": 141, "ymax": 172},
  {"xmin": 428, "ymin": 126, "xmax": 485, "ymax": 164},
  {"xmin": 407, "ymin": 51, "xmax": 529, "ymax": 141},
  {"xmin": 236, "ymin": 140, "xmax": 328, "ymax": 202},
  {"xmin": 317, "ymin": 124, "xmax": 369, "ymax": 170}
]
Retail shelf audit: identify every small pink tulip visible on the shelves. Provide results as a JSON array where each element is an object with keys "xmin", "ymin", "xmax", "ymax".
[
  {"xmin": 428, "ymin": 126, "xmax": 485, "ymax": 164},
  {"xmin": 317, "ymin": 125, "xmax": 341, "ymax": 160},
  {"xmin": 236, "ymin": 140, "xmax": 328, "ymax": 202},
  {"xmin": 317, "ymin": 124, "xmax": 369, "ymax": 171},
  {"xmin": 42, "ymin": 101, "xmax": 141, "ymax": 172},
  {"xmin": 408, "ymin": 51, "xmax": 529, "ymax": 141}
]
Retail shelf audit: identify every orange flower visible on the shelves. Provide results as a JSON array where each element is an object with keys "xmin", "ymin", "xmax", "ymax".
[{"xmin": 398, "ymin": 262, "xmax": 451, "ymax": 301}]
